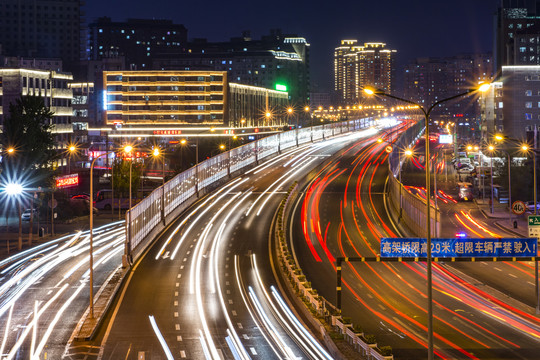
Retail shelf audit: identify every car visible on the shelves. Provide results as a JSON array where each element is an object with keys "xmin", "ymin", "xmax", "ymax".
[
  {"xmin": 525, "ymin": 201, "xmax": 540, "ymax": 212},
  {"xmin": 21, "ymin": 209, "xmax": 38, "ymax": 221},
  {"xmin": 71, "ymin": 193, "xmax": 90, "ymax": 201}
]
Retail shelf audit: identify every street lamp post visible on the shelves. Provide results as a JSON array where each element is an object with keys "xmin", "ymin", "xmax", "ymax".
[
  {"xmin": 364, "ymin": 82, "xmax": 491, "ymax": 360},
  {"xmin": 89, "ymin": 149, "xmax": 118, "ymax": 318},
  {"xmin": 195, "ymin": 128, "xmax": 215, "ymax": 196},
  {"xmin": 153, "ymin": 148, "xmax": 166, "ymax": 225},
  {"xmin": 488, "ymin": 145, "xmax": 495, "ymax": 214}
]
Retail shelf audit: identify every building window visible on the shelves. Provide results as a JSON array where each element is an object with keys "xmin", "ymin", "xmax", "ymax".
[
  {"xmin": 526, "ymin": 90, "xmax": 533, "ymax": 96},
  {"xmin": 520, "ymin": 46, "xmax": 527, "ymax": 52},
  {"xmin": 525, "ymin": 113, "xmax": 533, "ymax": 120},
  {"xmin": 526, "ymin": 102, "xmax": 533, "ymax": 108}
]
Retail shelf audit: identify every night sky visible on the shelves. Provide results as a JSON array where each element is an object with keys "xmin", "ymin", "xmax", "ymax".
[{"xmin": 86, "ymin": 0, "xmax": 498, "ymax": 91}]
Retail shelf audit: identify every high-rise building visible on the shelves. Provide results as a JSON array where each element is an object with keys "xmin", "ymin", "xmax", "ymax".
[
  {"xmin": 152, "ymin": 30, "xmax": 310, "ymax": 105},
  {"xmin": 494, "ymin": 0, "xmax": 540, "ymax": 71},
  {"xmin": 86, "ymin": 17, "xmax": 188, "ymax": 70},
  {"xmin": 403, "ymin": 54, "xmax": 492, "ymax": 130},
  {"xmin": 333, "ymin": 41, "xmax": 396, "ymax": 103},
  {"xmin": 0, "ymin": 0, "xmax": 83, "ymax": 72}
]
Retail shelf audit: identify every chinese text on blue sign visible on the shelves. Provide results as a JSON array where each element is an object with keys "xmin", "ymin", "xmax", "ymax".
[{"xmin": 380, "ymin": 238, "xmax": 537, "ymax": 258}]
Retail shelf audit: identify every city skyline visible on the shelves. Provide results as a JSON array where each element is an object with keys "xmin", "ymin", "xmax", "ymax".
[{"xmin": 85, "ymin": 0, "xmax": 497, "ymax": 91}]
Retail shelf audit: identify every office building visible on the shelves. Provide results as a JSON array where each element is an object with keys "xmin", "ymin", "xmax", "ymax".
[
  {"xmin": 0, "ymin": 0, "xmax": 83, "ymax": 72},
  {"xmin": 86, "ymin": 17, "xmax": 188, "ymax": 70},
  {"xmin": 334, "ymin": 40, "xmax": 396, "ymax": 103},
  {"xmin": 102, "ymin": 70, "xmax": 288, "ymax": 138},
  {"xmin": 152, "ymin": 30, "xmax": 310, "ymax": 105}
]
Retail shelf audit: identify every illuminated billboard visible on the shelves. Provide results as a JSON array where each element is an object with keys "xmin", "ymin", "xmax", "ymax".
[
  {"xmin": 439, "ymin": 134, "xmax": 453, "ymax": 144},
  {"xmin": 56, "ymin": 174, "xmax": 79, "ymax": 189}
]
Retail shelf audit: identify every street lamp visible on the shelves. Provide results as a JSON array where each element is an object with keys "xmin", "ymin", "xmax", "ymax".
[
  {"xmin": 195, "ymin": 128, "xmax": 215, "ymax": 195},
  {"xmin": 3, "ymin": 182, "xmax": 23, "ymax": 252},
  {"xmin": 363, "ymin": 82, "xmax": 491, "ymax": 360},
  {"xmin": 487, "ymin": 145, "xmax": 495, "ymax": 214},
  {"xmin": 152, "ymin": 147, "xmax": 166, "ymax": 224},
  {"xmin": 67, "ymin": 144, "xmax": 77, "ymax": 174},
  {"xmin": 521, "ymin": 143, "xmax": 540, "ymax": 314},
  {"xmin": 89, "ymin": 146, "xmax": 122, "ymax": 318}
]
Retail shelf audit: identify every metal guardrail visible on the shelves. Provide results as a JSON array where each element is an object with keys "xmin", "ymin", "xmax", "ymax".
[{"xmin": 126, "ymin": 118, "xmax": 374, "ymax": 262}]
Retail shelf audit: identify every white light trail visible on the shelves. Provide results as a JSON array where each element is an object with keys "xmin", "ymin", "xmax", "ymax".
[
  {"xmin": 32, "ymin": 283, "xmax": 86, "ymax": 359},
  {"xmin": 170, "ymin": 178, "xmax": 248, "ymax": 260},
  {"xmin": 5, "ymin": 283, "xmax": 68, "ymax": 360},
  {"xmin": 148, "ymin": 315, "xmax": 174, "ymax": 360},
  {"xmin": 0, "ymin": 304, "xmax": 13, "ymax": 356},
  {"xmin": 256, "ymin": 157, "xmax": 316, "ymax": 216}
]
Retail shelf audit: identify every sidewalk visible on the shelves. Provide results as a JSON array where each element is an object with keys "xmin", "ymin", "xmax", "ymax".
[{"xmin": 474, "ymin": 198, "xmax": 529, "ymax": 238}]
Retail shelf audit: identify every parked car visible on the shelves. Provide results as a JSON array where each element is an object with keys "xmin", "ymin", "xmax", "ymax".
[
  {"xmin": 21, "ymin": 209, "xmax": 38, "ymax": 221},
  {"xmin": 71, "ymin": 194, "xmax": 90, "ymax": 201}
]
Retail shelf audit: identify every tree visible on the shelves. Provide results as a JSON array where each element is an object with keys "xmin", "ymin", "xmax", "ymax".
[
  {"xmin": 112, "ymin": 159, "xmax": 142, "ymax": 197},
  {"xmin": 0, "ymin": 95, "xmax": 57, "ymax": 187},
  {"xmin": 0, "ymin": 95, "xmax": 56, "ymax": 250}
]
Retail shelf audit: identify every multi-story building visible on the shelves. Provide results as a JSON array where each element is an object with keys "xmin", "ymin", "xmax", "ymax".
[
  {"xmin": 334, "ymin": 40, "xmax": 396, "ymax": 103},
  {"xmin": 494, "ymin": 0, "xmax": 540, "ymax": 71},
  {"xmin": 86, "ymin": 17, "xmax": 188, "ymax": 70},
  {"xmin": 403, "ymin": 54, "xmax": 493, "ymax": 139},
  {"xmin": 500, "ymin": 65, "xmax": 540, "ymax": 139},
  {"xmin": 479, "ymin": 81, "xmax": 503, "ymax": 139},
  {"xmin": 0, "ymin": 68, "xmax": 73, "ymax": 167},
  {"xmin": 0, "ymin": 0, "xmax": 83, "ymax": 72},
  {"xmin": 102, "ymin": 70, "xmax": 288, "ymax": 139},
  {"xmin": 69, "ymin": 82, "xmax": 94, "ymax": 145},
  {"xmin": 152, "ymin": 30, "xmax": 310, "ymax": 105}
]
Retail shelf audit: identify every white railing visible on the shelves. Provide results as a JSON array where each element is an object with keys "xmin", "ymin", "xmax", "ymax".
[{"xmin": 126, "ymin": 118, "xmax": 374, "ymax": 261}]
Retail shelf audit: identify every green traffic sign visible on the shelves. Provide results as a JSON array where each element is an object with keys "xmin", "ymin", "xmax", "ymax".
[{"xmin": 528, "ymin": 215, "xmax": 540, "ymax": 226}]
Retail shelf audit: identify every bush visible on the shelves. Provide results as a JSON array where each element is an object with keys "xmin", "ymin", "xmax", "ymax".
[
  {"xmin": 364, "ymin": 334, "xmax": 377, "ymax": 344},
  {"xmin": 353, "ymin": 324, "xmax": 363, "ymax": 333},
  {"xmin": 342, "ymin": 316, "xmax": 352, "ymax": 324},
  {"xmin": 379, "ymin": 346, "xmax": 392, "ymax": 356}
]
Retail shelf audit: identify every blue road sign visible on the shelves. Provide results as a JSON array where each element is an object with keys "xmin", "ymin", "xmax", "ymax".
[{"xmin": 381, "ymin": 238, "xmax": 537, "ymax": 258}]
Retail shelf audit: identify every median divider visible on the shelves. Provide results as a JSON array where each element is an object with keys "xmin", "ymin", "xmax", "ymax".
[{"xmin": 276, "ymin": 183, "xmax": 394, "ymax": 360}]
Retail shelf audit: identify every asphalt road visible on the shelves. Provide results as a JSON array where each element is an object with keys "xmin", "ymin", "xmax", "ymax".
[
  {"xmin": 68, "ymin": 129, "xmax": 380, "ymax": 360},
  {"xmin": 0, "ymin": 221, "xmax": 126, "ymax": 359},
  {"xmin": 290, "ymin": 132, "xmax": 540, "ymax": 359}
]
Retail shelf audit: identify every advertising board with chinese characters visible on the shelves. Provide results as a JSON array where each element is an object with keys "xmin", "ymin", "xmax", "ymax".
[
  {"xmin": 55, "ymin": 173, "xmax": 79, "ymax": 189},
  {"xmin": 380, "ymin": 238, "xmax": 536, "ymax": 258}
]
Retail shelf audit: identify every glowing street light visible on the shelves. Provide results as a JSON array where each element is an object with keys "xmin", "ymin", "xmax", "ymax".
[{"xmin": 4, "ymin": 183, "xmax": 23, "ymax": 196}]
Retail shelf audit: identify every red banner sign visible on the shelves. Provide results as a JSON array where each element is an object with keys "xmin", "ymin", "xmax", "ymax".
[
  {"xmin": 153, "ymin": 130, "xmax": 182, "ymax": 135},
  {"xmin": 56, "ymin": 174, "xmax": 79, "ymax": 189}
]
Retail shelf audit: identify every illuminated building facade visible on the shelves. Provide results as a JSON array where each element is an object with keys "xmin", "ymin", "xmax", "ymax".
[
  {"xmin": 103, "ymin": 70, "xmax": 228, "ymax": 126},
  {"xmin": 0, "ymin": 68, "xmax": 73, "ymax": 167},
  {"xmin": 87, "ymin": 17, "xmax": 188, "ymax": 70},
  {"xmin": 334, "ymin": 41, "xmax": 396, "ymax": 103},
  {"xmin": 103, "ymin": 70, "xmax": 288, "ymax": 134},
  {"xmin": 0, "ymin": 0, "xmax": 83, "ymax": 72},
  {"xmin": 152, "ymin": 30, "xmax": 310, "ymax": 105}
]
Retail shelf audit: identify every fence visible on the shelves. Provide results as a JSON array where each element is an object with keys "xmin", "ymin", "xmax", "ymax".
[
  {"xmin": 126, "ymin": 117, "xmax": 374, "ymax": 262},
  {"xmin": 387, "ymin": 119, "xmax": 440, "ymax": 237}
]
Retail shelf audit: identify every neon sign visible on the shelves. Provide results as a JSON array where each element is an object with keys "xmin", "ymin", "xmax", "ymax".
[{"xmin": 56, "ymin": 174, "xmax": 79, "ymax": 189}]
